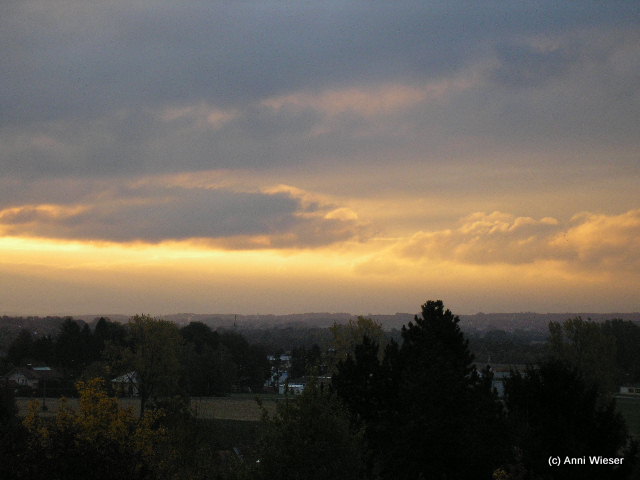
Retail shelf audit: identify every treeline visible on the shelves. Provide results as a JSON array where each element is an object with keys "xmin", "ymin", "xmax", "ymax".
[
  {"xmin": 260, "ymin": 301, "xmax": 640, "ymax": 480},
  {"xmin": 1, "ymin": 316, "xmax": 270, "ymax": 398},
  {"xmin": 2, "ymin": 305, "xmax": 640, "ymax": 479}
]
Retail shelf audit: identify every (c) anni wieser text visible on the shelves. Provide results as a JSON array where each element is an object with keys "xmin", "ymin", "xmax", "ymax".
[{"xmin": 548, "ymin": 456, "xmax": 624, "ymax": 466}]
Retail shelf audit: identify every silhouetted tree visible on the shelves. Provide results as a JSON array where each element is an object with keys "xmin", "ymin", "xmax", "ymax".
[
  {"xmin": 0, "ymin": 384, "xmax": 28, "ymax": 480},
  {"xmin": 123, "ymin": 315, "xmax": 185, "ymax": 416},
  {"xmin": 219, "ymin": 331, "xmax": 270, "ymax": 392},
  {"xmin": 329, "ymin": 316, "xmax": 387, "ymax": 372},
  {"xmin": 7, "ymin": 329, "xmax": 33, "ymax": 365},
  {"xmin": 180, "ymin": 321, "xmax": 220, "ymax": 352},
  {"xmin": 54, "ymin": 319, "xmax": 93, "ymax": 376},
  {"xmin": 602, "ymin": 319, "xmax": 640, "ymax": 385},
  {"xmin": 290, "ymin": 344, "xmax": 324, "ymax": 378},
  {"xmin": 503, "ymin": 359, "xmax": 637, "ymax": 480},
  {"xmin": 334, "ymin": 300, "xmax": 507, "ymax": 479},
  {"xmin": 182, "ymin": 342, "xmax": 236, "ymax": 396},
  {"xmin": 93, "ymin": 317, "xmax": 127, "ymax": 357},
  {"xmin": 549, "ymin": 317, "xmax": 618, "ymax": 395},
  {"xmin": 31, "ymin": 335, "xmax": 54, "ymax": 365},
  {"xmin": 257, "ymin": 380, "xmax": 365, "ymax": 480}
]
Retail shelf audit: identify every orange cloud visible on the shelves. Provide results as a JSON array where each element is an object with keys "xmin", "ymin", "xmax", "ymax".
[
  {"xmin": 385, "ymin": 209, "xmax": 640, "ymax": 273},
  {"xmin": 552, "ymin": 209, "xmax": 640, "ymax": 270}
]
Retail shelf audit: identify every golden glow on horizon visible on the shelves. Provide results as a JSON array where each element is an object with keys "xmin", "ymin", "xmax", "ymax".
[{"xmin": 1, "ymin": 216, "xmax": 638, "ymax": 316}]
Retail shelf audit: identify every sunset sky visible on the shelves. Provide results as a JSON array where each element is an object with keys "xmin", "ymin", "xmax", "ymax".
[{"xmin": 1, "ymin": 1, "xmax": 639, "ymax": 316}]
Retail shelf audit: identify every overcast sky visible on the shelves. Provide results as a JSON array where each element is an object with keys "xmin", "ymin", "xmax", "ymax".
[{"xmin": 1, "ymin": 1, "xmax": 639, "ymax": 316}]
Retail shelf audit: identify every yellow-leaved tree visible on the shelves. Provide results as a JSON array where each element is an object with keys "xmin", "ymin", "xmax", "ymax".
[
  {"xmin": 328, "ymin": 316, "xmax": 387, "ymax": 372},
  {"xmin": 22, "ymin": 378, "xmax": 166, "ymax": 480}
]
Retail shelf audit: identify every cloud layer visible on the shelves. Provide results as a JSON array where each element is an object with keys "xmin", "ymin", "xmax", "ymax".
[
  {"xmin": 1, "ymin": 2, "xmax": 639, "ymax": 313},
  {"xmin": 379, "ymin": 209, "xmax": 640, "ymax": 274},
  {"xmin": 0, "ymin": 179, "xmax": 366, "ymax": 248},
  {"xmin": 2, "ymin": 2, "xmax": 639, "ymax": 180}
]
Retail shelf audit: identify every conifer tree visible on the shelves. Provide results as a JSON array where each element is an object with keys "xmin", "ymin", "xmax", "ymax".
[{"xmin": 334, "ymin": 300, "xmax": 507, "ymax": 479}]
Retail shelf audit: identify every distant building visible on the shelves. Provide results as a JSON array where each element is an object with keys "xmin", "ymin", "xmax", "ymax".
[
  {"xmin": 279, "ymin": 380, "xmax": 305, "ymax": 395},
  {"xmin": 111, "ymin": 371, "xmax": 140, "ymax": 397},
  {"xmin": 267, "ymin": 354, "xmax": 291, "ymax": 364},
  {"xmin": 3, "ymin": 367, "xmax": 41, "ymax": 389},
  {"xmin": 619, "ymin": 385, "xmax": 640, "ymax": 395},
  {"xmin": 265, "ymin": 353, "xmax": 293, "ymax": 392},
  {"xmin": 1, "ymin": 366, "xmax": 62, "ymax": 392},
  {"xmin": 278, "ymin": 376, "xmax": 332, "ymax": 395},
  {"xmin": 476, "ymin": 363, "xmax": 530, "ymax": 398}
]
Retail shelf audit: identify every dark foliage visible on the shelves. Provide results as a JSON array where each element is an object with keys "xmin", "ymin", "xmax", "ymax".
[
  {"xmin": 7, "ymin": 329, "xmax": 34, "ymax": 366},
  {"xmin": 54, "ymin": 319, "xmax": 94, "ymax": 377},
  {"xmin": 257, "ymin": 381, "xmax": 365, "ymax": 480},
  {"xmin": 602, "ymin": 319, "xmax": 640, "ymax": 385},
  {"xmin": 503, "ymin": 359, "xmax": 637, "ymax": 480},
  {"xmin": 219, "ymin": 331, "xmax": 270, "ymax": 392},
  {"xmin": 0, "ymin": 384, "xmax": 29, "ymax": 480},
  {"xmin": 334, "ymin": 300, "xmax": 507, "ymax": 480},
  {"xmin": 290, "ymin": 344, "xmax": 324, "ymax": 378},
  {"xmin": 468, "ymin": 329, "xmax": 548, "ymax": 365}
]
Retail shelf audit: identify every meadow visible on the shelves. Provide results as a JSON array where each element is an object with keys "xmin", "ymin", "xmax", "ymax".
[
  {"xmin": 616, "ymin": 395, "xmax": 640, "ymax": 439},
  {"xmin": 17, "ymin": 393, "xmax": 640, "ymax": 440},
  {"xmin": 16, "ymin": 393, "xmax": 279, "ymax": 421}
]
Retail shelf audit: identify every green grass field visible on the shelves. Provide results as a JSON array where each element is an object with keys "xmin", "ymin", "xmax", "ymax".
[
  {"xmin": 615, "ymin": 395, "xmax": 640, "ymax": 438},
  {"xmin": 16, "ymin": 394, "xmax": 279, "ymax": 421},
  {"xmin": 18, "ymin": 393, "xmax": 639, "ymax": 442}
]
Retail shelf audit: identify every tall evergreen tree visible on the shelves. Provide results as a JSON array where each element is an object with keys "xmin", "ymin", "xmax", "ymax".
[
  {"xmin": 334, "ymin": 300, "xmax": 507, "ymax": 479},
  {"xmin": 7, "ymin": 329, "xmax": 34, "ymax": 366},
  {"xmin": 54, "ymin": 319, "xmax": 93, "ymax": 376},
  {"xmin": 93, "ymin": 317, "xmax": 127, "ymax": 358},
  {"xmin": 503, "ymin": 359, "xmax": 637, "ymax": 480}
]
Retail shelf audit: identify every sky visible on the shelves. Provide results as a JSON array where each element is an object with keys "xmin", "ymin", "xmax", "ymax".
[{"xmin": 1, "ymin": 1, "xmax": 639, "ymax": 316}]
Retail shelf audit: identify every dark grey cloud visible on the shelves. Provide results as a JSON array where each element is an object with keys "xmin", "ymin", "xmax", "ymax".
[
  {"xmin": 1, "ymin": 1, "xmax": 639, "ymax": 181},
  {"xmin": 491, "ymin": 42, "xmax": 576, "ymax": 88},
  {"xmin": 0, "ymin": 181, "xmax": 366, "ymax": 247},
  {"xmin": 2, "ymin": 1, "xmax": 635, "ymax": 121}
]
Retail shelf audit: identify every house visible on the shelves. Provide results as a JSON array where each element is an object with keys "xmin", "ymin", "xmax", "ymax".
[
  {"xmin": 3, "ymin": 367, "xmax": 41, "ymax": 389},
  {"xmin": 267, "ymin": 353, "xmax": 291, "ymax": 364},
  {"xmin": 265, "ymin": 371, "xmax": 289, "ymax": 390},
  {"xmin": 476, "ymin": 363, "xmax": 530, "ymax": 398},
  {"xmin": 279, "ymin": 379, "xmax": 305, "ymax": 395},
  {"xmin": 111, "ymin": 371, "xmax": 140, "ymax": 397},
  {"xmin": 264, "ymin": 352, "xmax": 293, "ymax": 392},
  {"xmin": 1, "ymin": 366, "xmax": 62, "ymax": 393},
  {"xmin": 277, "ymin": 376, "xmax": 332, "ymax": 395},
  {"xmin": 619, "ymin": 385, "xmax": 640, "ymax": 395}
]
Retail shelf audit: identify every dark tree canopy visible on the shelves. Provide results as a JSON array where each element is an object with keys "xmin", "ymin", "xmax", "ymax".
[
  {"xmin": 503, "ymin": 359, "xmax": 636, "ymax": 480},
  {"xmin": 7, "ymin": 329, "xmax": 34, "ymax": 366},
  {"xmin": 54, "ymin": 319, "xmax": 93, "ymax": 376},
  {"xmin": 602, "ymin": 319, "xmax": 640, "ymax": 384},
  {"xmin": 180, "ymin": 321, "xmax": 220, "ymax": 353},
  {"xmin": 333, "ymin": 300, "xmax": 507, "ymax": 480},
  {"xmin": 257, "ymin": 380, "xmax": 365, "ymax": 480},
  {"xmin": 180, "ymin": 322, "xmax": 235, "ymax": 396}
]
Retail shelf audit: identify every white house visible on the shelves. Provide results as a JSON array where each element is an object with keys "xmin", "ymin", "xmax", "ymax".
[
  {"xmin": 619, "ymin": 385, "xmax": 640, "ymax": 395},
  {"xmin": 111, "ymin": 371, "xmax": 140, "ymax": 396},
  {"xmin": 279, "ymin": 381, "xmax": 306, "ymax": 395},
  {"xmin": 4, "ymin": 367, "xmax": 40, "ymax": 389}
]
